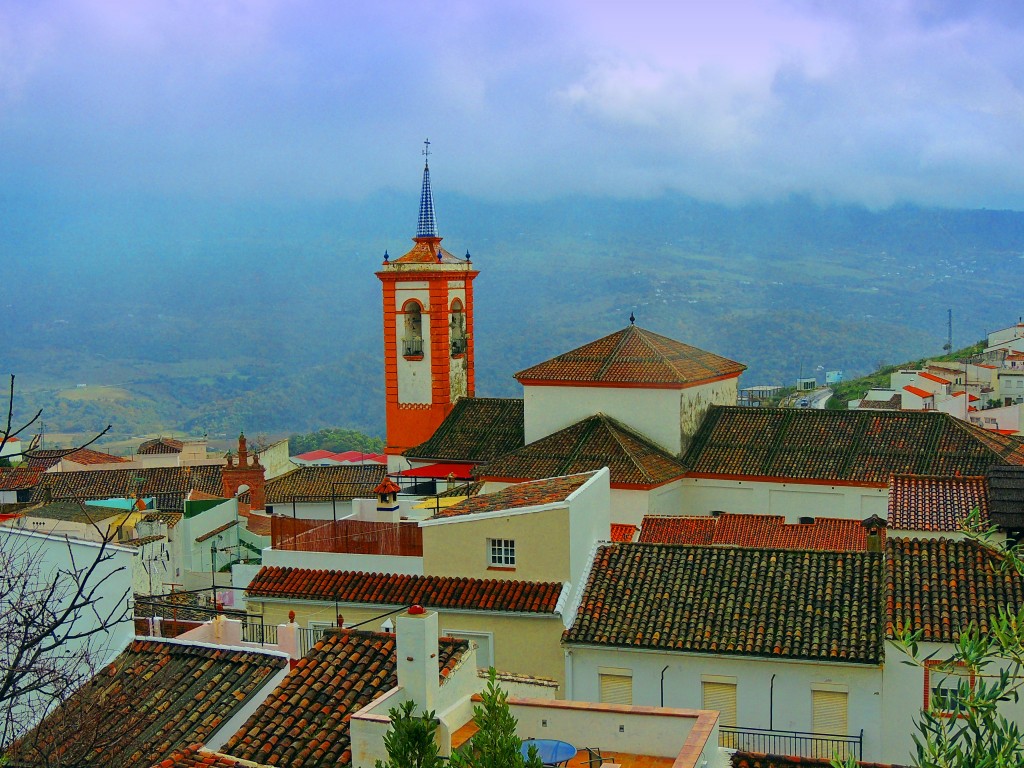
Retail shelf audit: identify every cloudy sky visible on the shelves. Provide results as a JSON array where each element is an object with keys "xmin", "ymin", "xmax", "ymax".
[{"xmin": 2, "ymin": 0, "xmax": 1023, "ymax": 209}]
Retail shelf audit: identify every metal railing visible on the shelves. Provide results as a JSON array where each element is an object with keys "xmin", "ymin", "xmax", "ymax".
[
  {"xmin": 403, "ymin": 337, "xmax": 424, "ymax": 356},
  {"xmin": 719, "ymin": 726, "xmax": 863, "ymax": 761},
  {"xmin": 297, "ymin": 626, "xmax": 331, "ymax": 657},
  {"xmin": 241, "ymin": 621, "xmax": 279, "ymax": 646}
]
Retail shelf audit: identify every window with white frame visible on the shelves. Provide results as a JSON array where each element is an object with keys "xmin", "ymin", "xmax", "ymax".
[
  {"xmin": 925, "ymin": 660, "xmax": 975, "ymax": 717},
  {"xmin": 487, "ymin": 538, "xmax": 516, "ymax": 567}
]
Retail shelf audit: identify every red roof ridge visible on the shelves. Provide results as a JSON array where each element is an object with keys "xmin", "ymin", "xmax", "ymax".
[{"xmin": 902, "ymin": 385, "xmax": 933, "ymax": 398}]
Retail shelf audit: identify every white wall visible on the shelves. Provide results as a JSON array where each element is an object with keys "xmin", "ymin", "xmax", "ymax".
[
  {"xmin": 524, "ymin": 386, "xmax": 681, "ymax": 453},
  {"xmin": 880, "ymin": 639, "xmax": 1024, "ymax": 764},
  {"xmin": 181, "ymin": 498, "xmax": 239, "ymax": 574},
  {"xmin": 567, "ymin": 469, "xmax": 611, "ymax": 585},
  {"xmin": 678, "ymin": 478, "xmax": 888, "ymax": 522},
  {"xmin": 262, "ymin": 546, "xmax": 424, "ymax": 575},
  {"xmin": 568, "ymin": 645, "xmax": 884, "ymax": 762},
  {"xmin": 1, "ymin": 528, "xmax": 135, "ymax": 741}
]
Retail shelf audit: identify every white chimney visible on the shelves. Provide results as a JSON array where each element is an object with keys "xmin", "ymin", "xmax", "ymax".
[{"xmin": 396, "ymin": 604, "xmax": 440, "ymax": 713}]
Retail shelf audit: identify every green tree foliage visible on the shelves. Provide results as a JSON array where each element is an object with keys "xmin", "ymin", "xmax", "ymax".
[
  {"xmin": 451, "ymin": 670, "xmax": 544, "ymax": 768},
  {"xmin": 375, "ymin": 700, "xmax": 445, "ymax": 768},
  {"xmin": 833, "ymin": 511, "xmax": 1024, "ymax": 768},
  {"xmin": 287, "ymin": 427, "xmax": 384, "ymax": 456}
]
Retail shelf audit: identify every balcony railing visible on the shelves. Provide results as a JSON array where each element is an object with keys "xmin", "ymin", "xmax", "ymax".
[
  {"xmin": 241, "ymin": 621, "xmax": 279, "ymax": 646},
  {"xmin": 403, "ymin": 337, "xmax": 424, "ymax": 357},
  {"xmin": 719, "ymin": 726, "xmax": 863, "ymax": 761},
  {"xmin": 271, "ymin": 517, "xmax": 424, "ymax": 557}
]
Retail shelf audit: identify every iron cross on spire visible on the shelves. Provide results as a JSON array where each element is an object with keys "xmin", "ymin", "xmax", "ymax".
[{"xmin": 422, "ymin": 138, "xmax": 431, "ymax": 164}]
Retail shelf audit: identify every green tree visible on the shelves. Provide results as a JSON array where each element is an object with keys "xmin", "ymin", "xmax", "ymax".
[
  {"xmin": 375, "ymin": 700, "xmax": 445, "ymax": 768},
  {"xmin": 833, "ymin": 511, "xmax": 1024, "ymax": 768},
  {"xmin": 451, "ymin": 670, "xmax": 544, "ymax": 768}
]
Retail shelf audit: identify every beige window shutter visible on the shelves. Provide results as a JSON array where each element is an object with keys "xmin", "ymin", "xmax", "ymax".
[
  {"xmin": 812, "ymin": 689, "xmax": 848, "ymax": 735},
  {"xmin": 599, "ymin": 673, "xmax": 633, "ymax": 705},
  {"xmin": 702, "ymin": 681, "xmax": 737, "ymax": 727}
]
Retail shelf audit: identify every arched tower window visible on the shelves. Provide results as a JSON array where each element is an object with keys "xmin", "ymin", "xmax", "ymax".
[
  {"xmin": 403, "ymin": 301, "xmax": 423, "ymax": 357},
  {"xmin": 450, "ymin": 299, "xmax": 467, "ymax": 357}
]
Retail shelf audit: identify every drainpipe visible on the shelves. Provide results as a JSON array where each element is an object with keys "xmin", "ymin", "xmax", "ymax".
[
  {"xmin": 769, "ymin": 674, "xmax": 776, "ymax": 730},
  {"xmin": 564, "ymin": 649, "xmax": 574, "ymax": 699},
  {"xmin": 660, "ymin": 665, "xmax": 669, "ymax": 707}
]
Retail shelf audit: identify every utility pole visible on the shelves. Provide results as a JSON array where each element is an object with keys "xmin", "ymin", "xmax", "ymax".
[{"xmin": 944, "ymin": 308, "xmax": 953, "ymax": 353}]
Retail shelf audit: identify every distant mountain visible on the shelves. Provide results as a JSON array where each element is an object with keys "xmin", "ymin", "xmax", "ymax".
[{"xmin": 4, "ymin": 190, "xmax": 1023, "ymax": 445}]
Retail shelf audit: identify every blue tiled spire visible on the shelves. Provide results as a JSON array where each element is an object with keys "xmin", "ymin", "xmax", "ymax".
[{"xmin": 416, "ymin": 139, "xmax": 438, "ymax": 238}]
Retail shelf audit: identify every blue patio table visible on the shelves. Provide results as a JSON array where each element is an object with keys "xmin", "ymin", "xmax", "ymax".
[{"xmin": 520, "ymin": 739, "xmax": 577, "ymax": 767}]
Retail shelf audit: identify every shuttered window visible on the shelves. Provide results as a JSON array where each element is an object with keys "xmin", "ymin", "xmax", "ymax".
[
  {"xmin": 812, "ymin": 689, "xmax": 848, "ymax": 735},
  {"xmin": 702, "ymin": 681, "xmax": 737, "ymax": 727},
  {"xmin": 599, "ymin": 673, "xmax": 632, "ymax": 705}
]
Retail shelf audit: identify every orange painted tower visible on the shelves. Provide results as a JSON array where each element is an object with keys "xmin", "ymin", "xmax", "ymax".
[{"xmin": 377, "ymin": 141, "xmax": 478, "ymax": 470}]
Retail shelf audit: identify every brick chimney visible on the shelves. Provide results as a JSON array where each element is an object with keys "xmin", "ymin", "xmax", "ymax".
[{"xmin": 396, "ymin": 605, "xmax": 439, "ymax": 713}]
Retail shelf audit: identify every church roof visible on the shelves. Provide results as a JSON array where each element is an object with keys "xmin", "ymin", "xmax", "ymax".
[
  {"xmin": 514, "ymin": 325, "xmax": 745, "ymax": 387},
  {"xmin": 477, "ymin": 413, "xmax": 685, "ymax": 487},
  {"xmin": 684, "ymin": 406, "xmax": 1024, "ymax": 485},
  {"xmin": 404, "ymin": 397, "xmax": 524, "ymax": 463}
]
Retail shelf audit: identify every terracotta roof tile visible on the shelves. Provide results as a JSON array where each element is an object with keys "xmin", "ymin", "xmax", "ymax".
[
  {"xmin": 122, "ymin": 534, "xmax": 167, "ymax": 548},
  {"xmin": 857, "ymin": 394, "xmax": 903, "ymax": 410},
  {"xmin": 137, "ymin": 438, "xmax": 185, "ymax": 455},
  {"xmin": 565, "ymin": 543, "xmax": 884, "ymax": 663},
  {"xmin": 247, "ymin": 567, "xmax": 563, "ymax": 614},
  {"xmin": 886, "ymin": 537, "xmax": 1024, "ymax": 642},
  {"xmin": 684, "ymin": 406, "xmax": 1024, "ymax": 485},
  {"xmin": 259, "ymin": 464, "xmax": 386, "ymax": 504},
  {"xmin": 478, "ymin": 414, "xmax": 685, "ymax": 486},
  {"xmin": 17, "ymin": 500, "xmax": 127, "ymax": 524},
  {"xmin": 150, "ymin": 744, "xmax": 273, "ymax": 767},
  {"xmin": 143, "ymin": 511, "xmax": 184, "ymax": 529},
  {"xmin": 433, "ymin": 473, "xmax": 594, "ymax": 519},
  {"xmin": 195, "ymin": 520, "xmax": 238, "ymax": 542},
  {"xmin": 0, "ymin": 465, "xmax": 43, "ymax": 491},
  {"xmin": 610, "ymin": 523, "xmax": 637, "ymax": 542},
  {"xmin": 404, "ymin": 398, "xmax": 525, "ymax": 463},
  {"xmin": 515, "ymin": 325, "xmax": 745, "ymax": 387},
  {"xmin": 887, "ymin": 474, "xmax": 989, "ymax": 532},
  {"xmin": 639, "ymin": 512, "xmax": 880, "ymax": 551},
  {"xmin": 902, "ymin": 385, "xmax": 933, "ymax": 399},
  {"xmin": 987, "ymin": 464, "xmax": 1024, "ymax": 528},
  {"xmin": 23, "ymin": 447, "xmax": 129, "ymax": 470},
  {"xmin": 9, "ymin": 639, "xmax": 286, "ymax": 768},
  {"xmin": 223, "ymin": 630, "xmax": 468, "ymax": 768},
  {"xmin": 30, "ymin": 465, "xmax": 224, "ymax": 509}
]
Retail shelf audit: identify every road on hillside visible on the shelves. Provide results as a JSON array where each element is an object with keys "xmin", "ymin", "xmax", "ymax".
[{"xmin": 810, "ymin": 388, "xmax": 833, "ymax": 408}]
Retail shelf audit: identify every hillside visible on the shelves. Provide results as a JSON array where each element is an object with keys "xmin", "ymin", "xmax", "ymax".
[{"xmin": 4, "ymin": 192, "xmax": 1024, "ymax": 448}]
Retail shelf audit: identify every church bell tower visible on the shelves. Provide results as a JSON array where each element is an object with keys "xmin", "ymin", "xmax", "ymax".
[{"xmin": 377, "ymin": 141, "xmax": 478, "ymax": 470}]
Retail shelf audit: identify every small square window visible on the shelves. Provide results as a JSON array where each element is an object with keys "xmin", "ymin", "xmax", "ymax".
[
  {"xmin": 924, "ymin": 660, "xmax": 975, "ymax": 717},
  {"xmin": 488, "ymin": 538, "xmax": 515, "ymax": 567}
]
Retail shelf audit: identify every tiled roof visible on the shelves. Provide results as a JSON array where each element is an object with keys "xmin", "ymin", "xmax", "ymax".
[
  {"xmin": 223, "ymin": 630, "xmax": 468, "ymax": 767},
  {"xmin": 404, "ymin": 397, "xmax": 525, "ymax": 463},
  {"xmin": 683, "ymin": 406, "xmax": 1024, "ymax": 485},
  {"xmin": 432, "ymin": 472, "xmax": 594, "ymax": 519},
  {"xmin": 151, "ymin": 744, "xmax": 274, "ymax": 767},
  {"xmin": 477, "ymin": 414, "xmax": 686, "ymax": 486},
  {"xmin": 902, "ymin": 384, "xmax": 933, "ymax": 399},
  {"xmin": 887, "ymin": 474, "xmax": 989, "ymax": 531},
  {"xmin": 373, "ymin": 477, "xmax": 403, "ymax": 494},
  {"xmin": 0, "ymin": 465, "xmax": 44, "ymax": 491},
  {"xmin": 610, "ymin": 523, "xmax": 637, "ymax": 542},
  {"xmin": 122, "ymin": 534, "xmax": 166, "ymax": 548},
  {"xmin": 887, "ymin": 536, "xmax": 1024, "ymax": 642},
  {"xmin": 19, "ymin": 500, "xmax": 127, "ymax": 524},
  {"xmin": 918, "ymin": 372, "xmax": 951, "ymax": 385},
  {"xmin": 987, "ymin": 464, "xmax": 1024, "ymax": 527},
  {"xmin": 30, "ymin": 465, "xmax": 224, "ymax": 509},
  {"xmin": 392, "ymin": 237, "xmax": 470, "ymax": 265},
  {"xmin": 143, "ymin": 511, "xmax": 184, "ymax": 529},
  {"xmin": 137, "ymin": 438, "xmax": 184, "ymax": 455},
  {"xmin": 195, "ymin": 520, "xmax": 238, "ymax": 542},
  {"xmin": 856, "ymin": 394, "xmax": 902, "ymax": 410},
  {"xmin": 8, "ymin": 638, "xmax": 286, "ymax": 768},
  {"xmin": 247, "ymin": 566, "xmax": 564, "ymax": 614},
  {"xmin": 23, "ymin": 447, "xmax": 128, "ymax": 470},
  {"xmin": 259, "ymin": 464, "xmax": 386, "ymax": 504},
  {"xmin": 515, "ymin": 325, "xmax": 745, "ymax": 387},
  {"xmin": 564, "ymin": 543, "xmax": 884, "ymax": 663},
  {"xmin": 638, "ymin": 512, "xmax": 880, "ymax": 551}
]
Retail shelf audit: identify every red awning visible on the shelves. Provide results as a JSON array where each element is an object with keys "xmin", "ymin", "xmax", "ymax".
[{"xmin": 398, "ymin": 463, "xmax": 475, "ymax": 480}]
